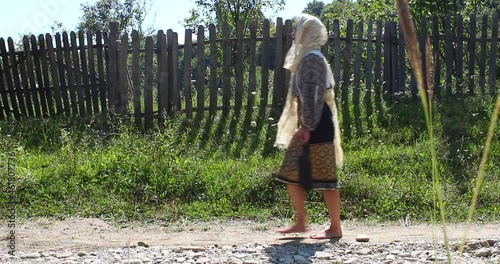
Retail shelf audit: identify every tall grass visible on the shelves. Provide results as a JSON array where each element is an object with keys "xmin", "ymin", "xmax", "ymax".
[{"xmin": 397, "ymin": 0, "xmax": 500, "ymax": 262}]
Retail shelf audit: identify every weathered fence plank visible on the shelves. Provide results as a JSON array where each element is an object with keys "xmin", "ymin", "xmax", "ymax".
[
  {"xmin": 1, "ymin": 38, "xmax": 21, "ymax": 119},
  {"xmin": 86, "ymin": 31, "xmax": 99, "ymax": 114},
  {"xmin": 488, "ymin": 14, "xmax": 498, "ymax": 95},
  {"xmin": 195, "ymin": 26, "xmax": 205, "ymax": 117},
  {"xmin": 183, "ymin": 29, "xmax": 193, "ymax": 118},
  {"xmin": 468, "ymin": 14, "xmax": 477, "ymax": 95},
  {"xmin": 365, "ymin": 20, "xmax": 374, "ymax": 129},
  {"xmin": 39, "ymin": 34, "xmax": 55, "ymax": 115},
  {"xmin": 445, "ymin": 15, "xmax": 453, "ymax": 95},
  {"xmin": 0, "ymin": 39, "xmax": 9, "ymax": 119},
  {"xmin": 62, "ymin": 33, "xmax": 77, "ymax": 115},
  {"xmin": 208, "ymin": 24, "xmax": 218, "ymax": 117},
  {"xmin": 7, "ymin": 38, "xmax": 27, "ymax": 117},
  {"xmin": 55, "ymin": 33, "xmax": 70, "ymax": 114},
  {"xmin": 23, "ymin": 35, "xmax": 43, "ymax": 118},
  {"xmin": 31, "ymin": 35, "xmax": 49, "ymax": 116},
  {"xmin": 260, "ymin": 19, "xmax": 270, "ymax": 112},
  {"xmin": 222, "ymin": 22, "xmax": 231, "ymax": 114},
  {"xmin": 353, "ymin": 21, "xmax": 363, "ymax": 134},
  {"xmin": 398, "ymin": 22, "xmax": 406, "ymax": 96},
  {"xmin": 432, "ymin": 16, "xmax": 441, "ymax": 97},
  {"xmin": 333, "ymin": 19, "xmax": 341, "ymax": 98},
  {"xmin": 456, "ymin": 15, "xmax": 464, "ymax": 95},
  {"xmin": 374, "ymin": 20, "xmax": 383, "ymax": 103},
  {"xmin": 272, "ymin": 17, "xmax": 284, "ymax": 112},
  {"xmin": 45, "ymin": 34, "xmax": 63, "ymax": 114},
  {"xmin": 132, "ymin": 30, "xmax": 141, "ymax": 129},
  {"xmin": 479, "ymin": 15, "xmax": 488, "ymax": 94},
  {"xmin": 108, "ymin": 22, "xmax": 119, "ymax": 113},
  {"xmin": 342, "ymin": 19, "xmax": 353, "ymax": 138},
  {"xmin": 419, "ymin": 18, "xmax": 428, "ymax": 99},
  {"xmin": 157, "ymin": 30, "xmax": 168, "ymax": 122},
  {"xmin": 248, "ymin": 21, "xmax": 257, "ymax": 109},
  {"xmin": 78, "ymin": 31, "xmax": 92, "ymax": 114},
  {"xmin": 70, "ymin": 32, "xmax": 85, "ymax": 116},
  {"xmin": 18, "ymin": 42, "xmax": 34, "ymax": 117},
  {"xmin": 235, "ymin": 20, "xmax": 244, "ymax": 114},
  {"xmin": 167, "ymin": 29, "xmax": 180, "ymax": 114},
  {"xmin": 144, "ymin": 36, "xmax": 154, "ymax": 130},
  {"xmin": 118, "ymin": 33, "xmax": 129, "ymax": 115},
  {"xmin": 96, "ymin": 31, "xmax": 107, "ymax": 113}
]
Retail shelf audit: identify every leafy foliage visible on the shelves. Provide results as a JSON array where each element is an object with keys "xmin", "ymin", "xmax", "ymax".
[
  {"xmin": 183, "ymin": 0, "xmax": 285, "ymax": 34},
  {"xmin": 77, "ymin": 0, "xmax": 155, "ymax": 34},
  {"xmin": 302, "ymin": 0, "xmax": 326, "ymax": 17}
]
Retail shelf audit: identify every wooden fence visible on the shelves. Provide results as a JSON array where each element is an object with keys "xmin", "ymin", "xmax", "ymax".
[{"xmin": 0, "ymin": 15, "xmax": 498, "ymax": 130}]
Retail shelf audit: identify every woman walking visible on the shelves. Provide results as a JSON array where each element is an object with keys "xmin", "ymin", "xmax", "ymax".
[{"xmin": 274, "ymin": 13, "xmax": 344, "ymax": 240}]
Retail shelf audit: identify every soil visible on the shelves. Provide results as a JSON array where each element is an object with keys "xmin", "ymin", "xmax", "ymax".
[{"xmin": 1, "ymin": 218, "xmax": 499, "ymax": 253}]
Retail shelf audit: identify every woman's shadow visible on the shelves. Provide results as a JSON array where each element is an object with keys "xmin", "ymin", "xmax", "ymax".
[{"xmin": 264, "ymin": 236, "xmax": 340, "ymax": 263}]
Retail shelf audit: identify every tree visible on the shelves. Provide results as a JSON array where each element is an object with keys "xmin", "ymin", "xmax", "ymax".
[
  {"xmin": 183, "ymin": 0, "xmax": 285, "ymax": 34},
  {"xmin": 77, "ymin": 0, "xmax": 155, "ymax": 34},
  {"xmin": 303, "ymin": 0, "xmax": 326, "ymax": 17}
]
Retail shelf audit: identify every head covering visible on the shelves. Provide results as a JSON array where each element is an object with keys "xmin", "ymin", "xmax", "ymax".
[
  {"xmin": 284, "ymin": 14, "xmax": 329, "ymax": 73},
  {"xmin": 275, "ymin": 13, "xmax": 344, "ymax": 168}
]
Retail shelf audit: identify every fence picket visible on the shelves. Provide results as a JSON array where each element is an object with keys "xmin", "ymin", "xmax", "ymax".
[
  {"xmin": 260, "ymin": 20, "xmax": 270, "ymax": 112},
  {"xmin": 488, "ymin": 14, "xmax": 498, "ymax": 95},
  {"xmin": 86, "ymin": 31, "xmax": 99, "ymax": 113},
  {"xmin": 235, "ymin": 20, "xmax": 244, "ymax": 114},
  {"xmin": 18, "ymin": 41, "xmax": 34, "ymax": 117},
  {"xmin": 167, "ymin": 29, "xmax": 180, "ymax": 114},
  {"xmin": 248, "ymin": 21, "xmax": 257, "ymax": 109},
  {"xmin": 38, "ymin": 34, "xmax": 55, "ymax": 116},
  {"xmin": 479, "ymin": 15, "xmax": 488, "ymax": 94},
  {"xmin": 78, "ymin": 31, "xmax": 92, "ymax": 114},
  {"xmin": 144, "ymin": 36, "xmax": 154, "ymax": 130},
  {"xmin": 365, "ymin": 20, "xmax": 374, "ymax": 129},
  {"xmin": 55, "ymin": 33, "xmax": 70, "ymax": 114},
  {"xmin": 45, "ymin": 34, "xmax": 63, "ymax": 114},
  {"xmin": 195, "ymin": 26, "xmax": 205, "ymax": 117},
  {"xmin": 398, "ymin": 22, "xmax": 406, "ymax": 96},
  {"xmin": 0, "ymin": 38, "xmax": 21, "ymax": 119},
  {"xmin": 208, "ymin": 24, "xmax": 217, "ymax": 117},
  {"xmin": 468, "ymin": 14, "xmax": 477, "ymax": 95},
  {"xmin": 157, "ymin": 30, "xmax": 168, "ymax": 122},
  {"xmin": 62, "ymin": 33, "xmax": 77, "ymax": 115},
  {"xmin": 183, "ymin": 29, "xmax": 193, "ymax": 118},
  {"xmin": 70, "ymin": 32, "xmax": 85, "ymax": 116},
  {"xmin": 7, "ymin": 38, "xmax": 27, "ymax": 117},
  {"xmin": 333, "ymin": 19, "xmax": 341, "ymax": 98},
  {"xmin": 272, "ymin": 18, "xmax": 284, "ymax": 112},
  {"xmin": 222, "ymin": 22, "xmax": 231, "ymax": 114},
  {"xmin": 374, "ymin": 20, "xmax": 383, "ymax": 103},
  {"xmin": 132, "ymin": 30, "xmax": 141, "ymax": 129},
  {"xmin": 456, "ymin": 15, "xmax": 464, "ymax": 95},
  {"xmin": 432, "ymin": 16, "xmax": 441, "ymax": 97},
  {"xmin": 0, "ymin": 39, "xmax": 10, "ymax": 119},
  {"xmin": 445, "ymin": 15, "xmax": 453, "ymax": 95},
  {"xmin": 95, "ymin": 31, "xmax": 107, "ymax": 113}
]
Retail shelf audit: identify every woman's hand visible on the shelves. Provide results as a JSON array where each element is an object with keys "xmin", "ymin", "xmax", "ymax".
[{"xmin": 296, "ymin": 126, "xmax": 311, "ymax": 144}]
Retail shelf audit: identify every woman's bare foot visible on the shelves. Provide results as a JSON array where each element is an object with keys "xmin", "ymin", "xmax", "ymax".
[
  {"xmin": 310, "ymin": 228, "xmax": 342, "ymax": 239},
  {"xmin": 277, "ymin": 224, "xmax": 307, "ymax": 234}
]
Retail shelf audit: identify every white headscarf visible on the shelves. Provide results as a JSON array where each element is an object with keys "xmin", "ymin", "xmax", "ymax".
[{"xmin": 275, "ymin": 13, "xmax": 344, "ymax": 168}]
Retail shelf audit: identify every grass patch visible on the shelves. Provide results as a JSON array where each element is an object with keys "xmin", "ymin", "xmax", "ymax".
[{"xmin": 0, "ymin": 96, "xmax": 498, "ymax": 223}]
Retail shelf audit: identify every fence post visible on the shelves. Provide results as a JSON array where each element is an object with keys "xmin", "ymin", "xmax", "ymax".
[
  {"xmin": 167, "ymin": 29, "xmax": 180, "ymax": 115},
  {"xmin": 271, "ymin": 17, "xmax": 284, "ymax": 117},
  {"xmin": 488, "ymin": 14, "xmax": 498, "ymax": 96},
  {"xmin": 108, "ymin": 22, "xmax": 120, "ymax": 113}
]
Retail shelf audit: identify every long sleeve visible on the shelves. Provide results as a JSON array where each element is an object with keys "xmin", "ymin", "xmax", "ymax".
[{"xmin": 297, "ymin": 53, "xmax": 327, "ymax": 130}]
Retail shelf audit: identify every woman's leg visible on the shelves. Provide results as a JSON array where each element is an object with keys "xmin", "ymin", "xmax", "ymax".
[
  {"xmin": 310, "ymin": 189, "xmax": 342, "ymax": 239},
  {"xmin": 278, "ymin": 184, "xmax": 307, "ymax": 233}
]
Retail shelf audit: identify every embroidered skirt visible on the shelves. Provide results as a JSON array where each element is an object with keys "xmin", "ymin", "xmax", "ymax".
[{"xmin": 276, "ymin": 103, "xmax": 339, "ymax": 190}]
